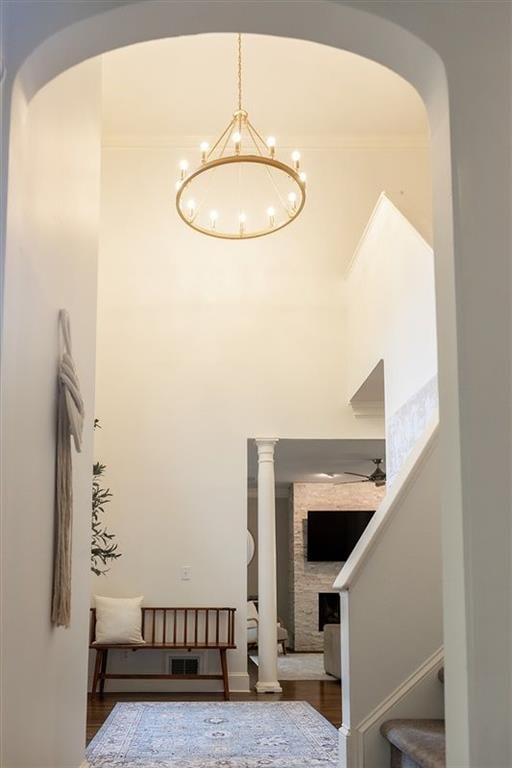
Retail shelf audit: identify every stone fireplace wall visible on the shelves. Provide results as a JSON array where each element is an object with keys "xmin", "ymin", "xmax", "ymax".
[{"xmin": 290, "ymin": 482, "xmax": 386, "ymax": 650}]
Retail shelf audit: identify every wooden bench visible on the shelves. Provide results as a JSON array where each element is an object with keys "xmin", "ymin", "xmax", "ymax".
[{"xmin": 90, "ymin": 606, "xmax": 236, "ymax": 700}]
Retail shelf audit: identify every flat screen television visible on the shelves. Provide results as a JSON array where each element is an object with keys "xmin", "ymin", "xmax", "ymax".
[{"xmin": 307, "ymin": 510, "xmax": 375, "ymax": 562}]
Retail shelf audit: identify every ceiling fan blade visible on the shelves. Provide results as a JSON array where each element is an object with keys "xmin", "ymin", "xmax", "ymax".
[
  {"xmin": 343, "ymin": 472, "xmax": 371, "ymax": 479},
  {"xmin": 334, "ymin": 478, "xmax": 371, "ymax": 486}
]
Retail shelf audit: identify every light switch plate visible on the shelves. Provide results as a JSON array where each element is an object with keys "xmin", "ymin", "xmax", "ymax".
[{"xmin": 180, "ymin": 565, "xmax": 192, "ymax": 581}]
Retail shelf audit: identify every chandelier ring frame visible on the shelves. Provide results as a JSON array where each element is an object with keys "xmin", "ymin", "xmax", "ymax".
[{"xmin": 176, "ymin": 154, "xmax": 307, "ymax": 240}]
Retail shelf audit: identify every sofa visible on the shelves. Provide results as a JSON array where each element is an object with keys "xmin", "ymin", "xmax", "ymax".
[{"xmin": 323, "ymin": 623, "xmax": 341, "ymax": 679}]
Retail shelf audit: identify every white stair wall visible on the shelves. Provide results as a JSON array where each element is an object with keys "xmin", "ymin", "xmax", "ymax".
[{"xmin": 334, "ymin": 421, "xmax": 442, "ymax": 768}]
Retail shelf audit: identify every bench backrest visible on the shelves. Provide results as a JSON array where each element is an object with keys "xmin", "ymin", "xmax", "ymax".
[{"xmin": 89, "ymin": 606, "xmax": 236, "ymax": 647}]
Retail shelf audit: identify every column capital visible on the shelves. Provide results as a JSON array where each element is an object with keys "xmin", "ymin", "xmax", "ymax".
[
  {"xmin": 255, "ymin": 437, "xmax": 278, "ymax": 448},
  {"xmin": 255, "ymin": 438, "xmax": 279, "ymax": 461}
]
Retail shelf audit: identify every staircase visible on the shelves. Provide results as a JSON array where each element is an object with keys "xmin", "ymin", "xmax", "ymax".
[
  {"xmin": 381, "ymin": 669, "xmax": 445, "ymax": 768},
  {"xmin": 334, "ymin": 422, "xmax": 442, "ymax": 768}
]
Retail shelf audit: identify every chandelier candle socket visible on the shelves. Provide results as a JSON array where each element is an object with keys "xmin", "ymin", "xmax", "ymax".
[{"xmin": 175, "ymin": 34, "xmax": 306, "ymax": 240}]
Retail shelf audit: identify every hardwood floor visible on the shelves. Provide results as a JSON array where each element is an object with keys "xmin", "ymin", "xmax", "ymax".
[{"xmin": 87, "ymin": 661, "xmax": 342, "ymax": 744}]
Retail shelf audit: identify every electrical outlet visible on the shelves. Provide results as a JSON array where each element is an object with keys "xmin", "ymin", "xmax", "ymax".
[{"xmin": 180, "ymin": 565, "xmax": 192, "ymax": 581}]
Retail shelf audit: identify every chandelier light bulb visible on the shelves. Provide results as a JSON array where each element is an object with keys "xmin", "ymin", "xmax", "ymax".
[
  {"xmin": 239, "ymin": 211, "xmax": 247, "ymax": 223},
  {"xmin": 209, "ymin": 210, "xmax": 219, "ymax": 228},
  {"xmin": 266, "ymin": 136, "xmax": 276, "ymax": 156},
  {"xmin": 291, "ymin": 150, "xmax": 301, "ymax": 169},
  {"xmin": 267, "ymin": 206, "xmax": 276, "ymax": 227},
  {"xmin": 288, "ymin": 191, "xmax": 298, "ymax": 212},
  {"xmin": 179, "ymin": 159, "xmax": 189, "ymax": 180},
  {"xmin": 232, "ymin": 130, "xmax": 242, "ymax": 153},
  {"xmin": 299, "ymin": 171, "xmax": 307, "ymax": 184},
  {"xmin": 186, "ymin": 199, "xmax": 196, "ymax": 219},
  {"xmin": 200, "ymin": 141, "xmax": 210, "ymax": 162}
]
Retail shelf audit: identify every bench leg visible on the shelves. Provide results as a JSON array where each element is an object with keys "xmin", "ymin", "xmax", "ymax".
[
  {"xmin": 99, "ymin": 648, "xmax": 108, "ymax": 695},
  {"xmin": 220, "ymin": 648, "xmax": 230, "ymax": 701},
  {"xmin": 91, "ymin": 649, "xmax": 102, "ymax": 698}
]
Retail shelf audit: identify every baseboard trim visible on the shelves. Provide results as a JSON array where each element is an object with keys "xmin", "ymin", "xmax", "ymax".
[
  {"xmin": 356, "ymin": 646, "xmax": 444, "ymax": 734},
  {"xmin": 88, "ymin": 672, "xmax": 250, "ymax": 694},
  {"xmin": 229, "ymin": 673, "xmax": 250, "ymax": 692},
  {"xmin": 340, "ymin": 647, "xmax": 443, "ymax": 768},
  {"xmin": 255, "ymin": 681, "xmax": 283, "ymax": 694}
]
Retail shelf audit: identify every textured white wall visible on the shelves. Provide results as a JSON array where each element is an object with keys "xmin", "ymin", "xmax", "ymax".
[{"xmin": 0, "ymin": 62, "xmax": 101, "ymax": 768}]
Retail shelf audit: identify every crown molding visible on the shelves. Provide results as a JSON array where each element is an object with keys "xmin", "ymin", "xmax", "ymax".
[{"xmin": 102, "ymin": 133, "xmax": 429, "ymax": 150}]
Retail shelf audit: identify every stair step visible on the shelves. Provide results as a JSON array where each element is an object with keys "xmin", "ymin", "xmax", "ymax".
[{"xmin": 381, "ymin": 719, "xmax": 445, "ymax": 768}]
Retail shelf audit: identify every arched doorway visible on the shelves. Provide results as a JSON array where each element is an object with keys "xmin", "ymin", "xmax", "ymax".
[{"xmin": 2, "ymin": 3, "xmax": 510, "ymax": 768}]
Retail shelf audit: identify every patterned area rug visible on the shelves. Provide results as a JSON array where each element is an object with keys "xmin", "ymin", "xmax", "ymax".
[
  {"xmin": 86, "ymin": 701, "xmax": 338, "ymax": 767},
  {"xmin": 249, "ymin": 653, "xmax": 333, "ymax": 681}
]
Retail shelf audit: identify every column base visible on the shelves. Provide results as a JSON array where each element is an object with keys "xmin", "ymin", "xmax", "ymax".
[{"xmin": 255, "ymin": 681, "xmax": 283, "ymax": 694}]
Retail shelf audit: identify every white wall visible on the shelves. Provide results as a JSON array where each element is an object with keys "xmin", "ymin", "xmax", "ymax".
[
  {"xmin": 344, "ymin": 194, "xmax": 437, "ymax": 480},
  {"xmin": 0, "ymin": 62, "xmax": 101, "ymax": 768},
  {"xmin": 93, "ymin": 141, "xmax": 429, "ymax": 689}
]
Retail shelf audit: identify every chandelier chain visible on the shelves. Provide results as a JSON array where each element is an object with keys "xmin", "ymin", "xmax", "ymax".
[{"xmin": 237, "ymin": 33, "xmax": 242, "ymax": 112}]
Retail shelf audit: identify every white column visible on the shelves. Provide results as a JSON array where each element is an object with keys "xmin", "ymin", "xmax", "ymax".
[{"xmin": 255, "ymin": 438, "xmax": 282, "ymax": 694}]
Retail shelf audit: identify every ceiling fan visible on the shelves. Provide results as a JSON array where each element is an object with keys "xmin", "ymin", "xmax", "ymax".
[{"xmin": 330, "ymin": 458, "xmax": 386, "ymax": 487}]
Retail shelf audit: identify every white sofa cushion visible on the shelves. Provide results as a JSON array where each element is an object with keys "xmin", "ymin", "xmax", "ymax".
[
  {"xmin": 94, "ymin": 595, "xmax": 145, "ymax": 644},
  {"xmin": 247, "ymin": 600, "xmax": 259, "ymax": 623}
]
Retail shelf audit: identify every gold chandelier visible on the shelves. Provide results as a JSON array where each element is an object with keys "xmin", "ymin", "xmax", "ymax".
[{"xmin": 175, "ymin": 34, "xmax": 306, "ymax": 240}]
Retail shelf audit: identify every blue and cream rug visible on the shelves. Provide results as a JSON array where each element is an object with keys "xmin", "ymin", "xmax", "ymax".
[
  {"xmin": 86, "ymin": 701, "xmax": 338, "ymax": 767},
  {"xmin": 249, "ymin": 653, "xmax": 333, "ymax": 681}
]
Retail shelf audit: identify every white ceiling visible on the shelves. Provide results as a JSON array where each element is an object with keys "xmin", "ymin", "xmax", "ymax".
[
  {"xmin": 102, "ymin": 34, "xmax": 428, "ymax": 139},
  {"xmin": 247, "ymin": 438, "xmax": 386, "ymax": 488}
]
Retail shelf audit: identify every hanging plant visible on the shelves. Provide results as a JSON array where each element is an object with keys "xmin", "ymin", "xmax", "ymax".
[{"xmin": 91, "ymin": 419, "xmax": 121, "ymax": 575}]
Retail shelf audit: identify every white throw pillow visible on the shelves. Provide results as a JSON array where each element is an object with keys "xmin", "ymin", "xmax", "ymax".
[
  {"xmin": 247, "ymin": 600, "xmax": 259, "ymax": 623},
  {"xmin": 94, "ymin": 595, "xmax": 145, "ymax": 644}
]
